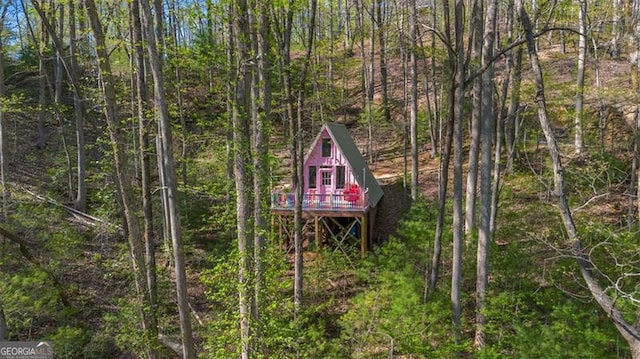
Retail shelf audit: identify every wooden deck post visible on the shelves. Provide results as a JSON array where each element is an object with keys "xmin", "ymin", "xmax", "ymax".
[
  {"xmin": 278, "ymin": 214, "xmax": 283, "ymax": 245},
  {"xmin": 315, "ymin": 216, "xmax": 321, "ymax": 250},
  {"xmin": 361, "ymin": 212, "xmax": 368, "ymax": 258}
]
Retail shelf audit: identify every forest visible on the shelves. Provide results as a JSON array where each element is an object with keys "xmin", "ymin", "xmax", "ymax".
[{"xmin": 0, "ymin": 0, "xmax": 639, "ymax": 358}]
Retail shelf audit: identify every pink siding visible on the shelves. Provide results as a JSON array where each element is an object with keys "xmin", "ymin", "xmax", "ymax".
[
  {"xmin": 304, "ymin": 129, "xmax": 356, "ymax": 196},
  {"xmin": 271, "ymin": 125, "xmax": 369, "ymax": 211}
]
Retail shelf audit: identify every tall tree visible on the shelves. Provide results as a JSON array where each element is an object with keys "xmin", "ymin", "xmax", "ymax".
[
  {"xmin": 574, "ymin": 0, "xmax": 586, "ymax": 154},
  {"xmin": 428, "ymin": 0, "xmax": 455, "ymax": 297},
  {"xmin": 610, "ymin": 0, "xmax": 622, "ymax": 59},
  {"xmin": 376, "ymin": 0, "xmax": 391, "ymax": 123},
  {"xmin": 67, "ymin": 0, "xmax": 87, "ymax": 212},
  {"xmin": 137, "ymin": 0, "xmax": 195, "ymax": 356},
  {"xmin": 409, "ymin": 0, "xmax": 418, "ymax": 200},
  {"xmin": 30, "ymin": 0, "xmax": 87, "ymax": 212},
  {"xmin": 451, "ymin": 0, "xmax": 466, "ymax": 339},
  {"xmin": 475, "ymin": 0, "xmax": 498, "ymax": 348},
  {"xmin": 465, "ymin": 0, "xmax": 483, "ymax": 236},
  {"xmin": 504, "ymin": 0, "xmax": 523, "ymax": 174},
  {"xmin": 250, "ymin": 0, "xmax": 271, "ymax": 340},
  {"xmin": 36, "ymin": 11, "xmax": 46, "ymax": 151},
  {"xmin": 53, "ymin": 2, "xmax": 63, "ymax": 105},
  {"xmin": 167, "ymin": 0, "xmax": 189, "ymax": 185},
  {"xmin": 230, "ymin": 0, "xmax": 254, "ymax": 357},
  {"xmin": 517, "ymin": 0, "xmax": 640, "ymax": 356},
  {"xmin": 0, "ymin": 1, "xmax": 9, "ymax": 219},
  {"xmin": 130, "ymin": 0, "xmax": 158, "ymax": 346},
  {"xmin": 294, "ymin": 0, "xmax": 317, "ymax": 313},
  {"xmin": 83, "ymin": 0, "xmax": 158, "ymax": 356}
]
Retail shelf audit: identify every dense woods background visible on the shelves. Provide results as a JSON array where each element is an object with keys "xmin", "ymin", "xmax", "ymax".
[{"xmin": 0, "ymin": 0, "xmax": 639, "ymax": 358}]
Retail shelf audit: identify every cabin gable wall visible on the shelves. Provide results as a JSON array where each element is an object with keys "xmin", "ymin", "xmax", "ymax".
[{"xmin": 303, "ymin": 129, "xmax": 357, "ymax": 195}]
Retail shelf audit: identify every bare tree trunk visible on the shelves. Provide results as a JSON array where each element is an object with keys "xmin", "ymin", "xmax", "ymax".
[
  {"xmin": 37, "ymin": 22, "xmax": 47, "ymax": 150},
  {"xmin": 294, "ymin": 0, "xmax": 317, "ymax": 313},
  {"xmin": 344, "ymin": 0, "xmax": 353, "ymax": 53},
  {"xmin": 30, "ymin": 0, "xmax": 87, "ymax": 211},
  {"xmin": 250, "ymin": 0, "xmax": 271, "ymax": 348},
  {"xmin": 504, "ymin": 0, "xmax": 521, "ymax": 174},
  {"xmin": 69, "ymin": 0, "xmax": 87, "ymax": 212},
  {"xmin": 574, "ymin": 0, "xmax": 586, "ymax": 154},
  {"xmin": 225, "ymin": 19, "xmax": 235, "ymax": 194},
  {"xmin": 430, "ymin": 0, "xmax": 441, "ymax": 157},
  {"xmin": 399, "ymin": 0, "xmax": 408, "ymax": 191},
  {"xmin": 272, "ymin": 3, "xmax": 294, "ymax": 277},
  {"xmin": 230, "ymin": 1, "xmax": 253, "ymax": 357},
  {"xmin": 630, "ymin": 109, "xmax": 639, "ymax": 226},
  {"xmin": 84, "ymin": 1, "xmax": 157, "ymax": 357},
  {"xmin": 0, "ymin": 3, "xmax": 9, "ymax": 220},
  {"xmin": 465, "ymin": 0, "xmax": 482, "ymax": 236},
  {"xmin": 356, "ymin": 0, "xmax": 374, "ymax": 163},
  {"xmin": 517, "ymin": 1, "xmax": 640, "ymax": 356},
  {"xmin": 377, "ymin": 0, "xmax": 391, "ymax": 123},
  {"xmin": 505, "ymin": 46, "xmax": 523, "ymax": 174},
  {"xmin": 451, "ymin": 0, "xmax": 466, "ymax": 339},
  {"xmin": 168, "ymin": 0, "xmax": 188, "ymax": 186},
  {"xmin": 611, "ymin": 0, "xmax": 622, "ymax": 59},
  {"xmin": 409, "ymin": 0, "xmax": 419, "ymax": 200},
  {"xmin": 475, "ymin": 0, "xmax": 498, "ymax": 348},
  {"xmin": 130, "ymin": 0, "xmax": 158, "ymax": 342},
  {"xmin": 137, "ymin": 0, "xmax": 195, "ymax": 357},
  {"xmin": 149, "ymin": 0, "xmax": 171, "ymax": 253},
  {"xmin": 428, "ymin": 0, "xmax": 453, "ymax": 298},
  {"xmin": 54, "ymin": 2, "xmax": 63, "ymax": 105}
]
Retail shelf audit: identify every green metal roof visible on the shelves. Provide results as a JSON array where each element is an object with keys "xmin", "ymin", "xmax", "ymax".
[{"xmin": 307, "ymin": 123, "xmax": 384, "ymax": 208}]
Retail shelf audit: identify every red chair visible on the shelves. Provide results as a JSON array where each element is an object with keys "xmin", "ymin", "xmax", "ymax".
[{"xmin": 345, "ymin": 184, "xmax": 360, "ymax": 204}]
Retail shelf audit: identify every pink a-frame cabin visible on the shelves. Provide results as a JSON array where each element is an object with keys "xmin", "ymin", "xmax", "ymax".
[{"xmin": 271, "ymin": 123, "xmax": 383, "ymax": 212}]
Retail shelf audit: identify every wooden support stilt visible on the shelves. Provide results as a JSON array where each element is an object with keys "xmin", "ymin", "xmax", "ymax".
[
  {"xmin": 361, "ymin": 213, "xmax": 368, "ymax": 258},
  {"xmin": 278, "ymin": 215, "xmax": 284, "ymax": 243},
  {"xmin": 315, "ymin": 216, "xmax": 321, "ymax": 250},
  {"xmin": 270, "ymin": 215, "xmax": 274, "ymax": 243}
]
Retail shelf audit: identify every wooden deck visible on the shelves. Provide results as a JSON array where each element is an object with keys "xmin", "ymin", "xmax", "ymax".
[
  {"xmin": 271, "ymin": 190, "xmax": 369, "ymax": 215},
  {"xmin": 271, "ymin": 190, "xmax": 373, "ymax": 258}
]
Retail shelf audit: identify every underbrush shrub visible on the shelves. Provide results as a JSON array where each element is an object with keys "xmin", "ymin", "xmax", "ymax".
[
  {"xmin": 480, "ymin": 295, "xmax": 620, "ymax": 358},
  {"xmin": 45, "ymin": 325, "xmax": 89, "ymax": 359},
  {"xmin": 201, "ymin": 245, "xmax": 343, "ymax": 358},
  {"xmin": 563, "ymin": 152, "xmax": 628, "ymax": 199},
  {"xmin": 338, "ymin": 199, "xmax": 466, "ymax": 357},
  {"xmin": 102, "ymin": 297, "xmax": 150, "ymax": 357}
]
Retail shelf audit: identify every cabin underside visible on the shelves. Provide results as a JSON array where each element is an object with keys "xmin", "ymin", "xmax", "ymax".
[{"xmin": 271, "ymin": 208, "xmax": 377, "ymax": 258}]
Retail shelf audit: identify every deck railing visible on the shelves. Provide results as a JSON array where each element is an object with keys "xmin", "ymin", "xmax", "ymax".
[{"xmin": 271, "ymin": 189, "xmax": 368, "ymax": 211}]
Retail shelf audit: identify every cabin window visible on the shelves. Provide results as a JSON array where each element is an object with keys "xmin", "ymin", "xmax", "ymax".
[
  {"xmin": 321, "ymin": 170, "xmax": 331, "ymax": 186},
  {"xmin": 336, "ymin": 166, "xmax": 345, "ymax": 189},
  {"xmin": 322, "ymin": 138, "xmax": 331, "ymax": 157},
  {"xmin": 308, "ymin": 166, "xmax": 317, "ymax": 189}
]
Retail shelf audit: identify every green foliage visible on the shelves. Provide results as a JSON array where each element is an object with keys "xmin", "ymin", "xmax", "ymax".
[
  {"xmin": 180, "ymin": 139, "xmax": 237, "ymax": 244},
  {"xmin": 0, "ymin": 267, "xmax": 60, "ymax": 332},
  {"xmin": 579, "ymin": 223, "xmax": 640, "ymax": 324},
  {"xmin": 337, "ymin": 200, "xmax": 467, "ymax": 357},
  {"xmin": 201, "ymin": 242, "xmax": 348, "ymax": 358},
  {"xmin": 482, "ymin": 150, "xmax": 636, "ymax": 358},
  {"xmin": 102, "ymin": 297, "xmax": 149, "ymax": 357},
  {"xmin": 201, "ymin": 249, "xmax": 240, "ymax": 357},
  {"xmin": 1, "ymin": 202, "xmax": 139, "ymax": 358},
  {"xmin": 563, "ymin": 152, "xmax": 629, "ymax": 200},
  {"xmin": 480, "ymin": 292, "xmax": 621, "ymax": 358},
  {"xmin": 45, "ymin": 326, "xmax": 89, "ymax": 359},
  {"xmin": 86, "ymin": 142, "xmax": 119, "ymax": 221},
  {"xmin": 0, "ymin": 204, "xmax": 82, "ymax": 346}
]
